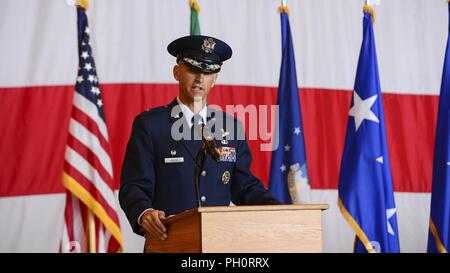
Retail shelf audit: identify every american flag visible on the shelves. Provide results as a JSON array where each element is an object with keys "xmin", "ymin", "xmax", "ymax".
[{"xmin": 60, "ymin": 5, "xmax": 123, "ymax": 253}]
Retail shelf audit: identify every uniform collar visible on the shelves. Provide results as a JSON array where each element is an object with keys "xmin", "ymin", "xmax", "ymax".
[{"xmin": 176, "ymin": 96, "xmax": 207, "ymax": 128}]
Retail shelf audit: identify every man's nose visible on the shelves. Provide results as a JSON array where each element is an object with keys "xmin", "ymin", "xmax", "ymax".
[{"xmin": 195, "ymin": 72, "xmax": 205, "ymax": 83}]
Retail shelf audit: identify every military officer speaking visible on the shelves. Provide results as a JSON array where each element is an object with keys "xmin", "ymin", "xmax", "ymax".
[{"xmin": 119, "ymin": 35, "xmax": 280, "ymax": 241}]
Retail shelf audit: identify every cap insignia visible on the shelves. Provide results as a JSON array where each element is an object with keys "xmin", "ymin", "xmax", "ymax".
[{"xmin": 202, "ymin": 38, "xmax": 216, "ymax": 53}]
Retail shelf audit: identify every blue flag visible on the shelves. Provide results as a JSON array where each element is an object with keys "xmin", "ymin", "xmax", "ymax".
[
  {"xmin": 427, "ymin": 2, "xmax": 450, "ymax": 254},
  {"xmin": 268, "ymin": 8, "xmax": 309, "ymax": 204},
  {"xmin": 337, "ymin": 10, "xmax": 400, "ymax": 253}
]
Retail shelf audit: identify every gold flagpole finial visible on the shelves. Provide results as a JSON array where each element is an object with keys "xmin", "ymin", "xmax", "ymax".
[
  {"xmin": 364, "ymin": 0, "xmax": 381, "ymax": 24},
  {"xmin": 278, "ymin": 0, "xmax": 290, "ymax": 15},
  {"xmin": 189, "ymin": 0, "xmax": 201, "ymax": 13},
  {"xmin": 363, "ymin": 4, "xmax": 376, "ymax": 24},
  {"xmin": 76, "ymin": 0, "xmax": 89, "ymax": 10}
]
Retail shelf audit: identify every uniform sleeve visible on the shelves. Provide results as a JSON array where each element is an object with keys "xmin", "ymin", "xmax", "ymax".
[
  {"xmin": 119, "ymin": 114, "xmax": 155, "ymax": 235},
  {"xmin": 230, "ymin": 121, "xmax": 281, "ymax": 205}
]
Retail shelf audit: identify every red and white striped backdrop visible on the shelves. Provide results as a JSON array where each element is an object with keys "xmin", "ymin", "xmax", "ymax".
[{"xmin": 0, "ymin": 0, "xmax": 446, "ymax": 252}]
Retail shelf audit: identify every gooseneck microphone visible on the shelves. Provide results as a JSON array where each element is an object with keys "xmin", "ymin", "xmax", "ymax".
[
  {"xmin": 192, "ymin": 119, "xmax": 221, "ymax": 208},
  {"xmin": 201, "ymin": 124, "xmax": 220, "ymax": 162}
]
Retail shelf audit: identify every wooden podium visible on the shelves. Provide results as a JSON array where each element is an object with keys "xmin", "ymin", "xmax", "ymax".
[{"xmin": 145, "ymin": 204, "xmax": 329, "ymax": 253}]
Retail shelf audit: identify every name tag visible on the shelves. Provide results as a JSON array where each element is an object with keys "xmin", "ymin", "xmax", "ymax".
[{"xmin": 164, "ymin": 157, "xmax": 184, "ymax": 163}]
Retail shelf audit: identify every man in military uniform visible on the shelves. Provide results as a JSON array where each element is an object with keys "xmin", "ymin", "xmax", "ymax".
[{"xmin": 119, "ymin": 35, "xmax": 280, "ymax": 241}]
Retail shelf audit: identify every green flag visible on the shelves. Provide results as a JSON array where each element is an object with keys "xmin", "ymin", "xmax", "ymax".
[{"xmin": 189, "ymin": 0, "xmax": 201, "ymax": 35}]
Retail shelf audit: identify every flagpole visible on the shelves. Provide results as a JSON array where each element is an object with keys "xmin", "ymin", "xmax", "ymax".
[
  {"xmin": 87, "ymin": 210, "xmax": 96, "ymax": 253},
  {"xmin": 77, "ymin": 0, "xmax": 96, "ymax": 253}
]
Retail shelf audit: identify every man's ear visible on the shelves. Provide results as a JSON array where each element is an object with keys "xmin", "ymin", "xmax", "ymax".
[{"xmin": 173, "ymin": 65, "xmax": 179, "ymax": 81}]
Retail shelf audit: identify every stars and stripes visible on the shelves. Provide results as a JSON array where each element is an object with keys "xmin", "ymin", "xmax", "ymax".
[
  {"xmin": 268, "ymin": 6, "xmax": 310, "ymax": 205},
  {"xmin": 337, "ymin": 7, "xmax": 400, "ymax": 253},
  {"xmin": 60, "ymin": 6, "xmax": 123, "ymax": 253}
]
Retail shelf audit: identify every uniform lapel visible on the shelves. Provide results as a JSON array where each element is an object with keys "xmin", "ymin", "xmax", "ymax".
[{"xmin": 169, "ymin": 99, "xmax": 202, "ymax": 161}]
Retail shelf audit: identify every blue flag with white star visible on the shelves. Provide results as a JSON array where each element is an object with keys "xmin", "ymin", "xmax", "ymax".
[
  {"xmin": 268, "ymin": 9, "xmax": 309, "ymax": 204},
  {"xmin": 337, "ymin": 10, "xmax": 400, "ymax": 253},
  {"xmin": 427, "ymin": 2, "xmax": 450, "ymax": 254}
]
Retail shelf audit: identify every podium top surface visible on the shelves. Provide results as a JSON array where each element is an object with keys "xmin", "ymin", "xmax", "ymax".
[
  {"xmin": 163, "ymin": 204, "xmax": 329, "ymax": 224},
  {"xmin": 198, "ymin": 204, "xmax": 329, "ymax": 213}
]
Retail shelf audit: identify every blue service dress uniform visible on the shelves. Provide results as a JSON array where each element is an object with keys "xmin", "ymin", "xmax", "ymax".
[{"xmin": 119, "ymin": 99, "xmax": 280, "ymax": 235}]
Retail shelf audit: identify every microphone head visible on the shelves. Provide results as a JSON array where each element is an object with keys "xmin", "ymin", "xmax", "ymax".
[
  {"xmin": 202, "ymin": 125, "xmax": 214, "ymax": 140},
  {"xmin": 202, "ymin": 125, "xmax": 221, "ymax": 161}
]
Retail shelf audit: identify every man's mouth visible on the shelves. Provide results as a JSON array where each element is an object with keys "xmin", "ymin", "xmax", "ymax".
[{"xmin": 191, "ymin": 85, "xmax": 204, "ymax": 92}]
